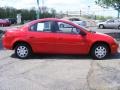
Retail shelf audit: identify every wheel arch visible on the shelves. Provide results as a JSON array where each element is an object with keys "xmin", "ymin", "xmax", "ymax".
[
  {"xmin": 118, "ymin": 25, "xmax": 120, "ymax": 29},
  {"xmin": 12, "ymin": 41, "xmax": 32, "ymax": 51},
  {"xmin": 99, "ymin": 24, "xmax": 105, "ymax": 28},
  {"xmin": 89, "ymin": 41, "xmax": 111, "ymax": 54}
]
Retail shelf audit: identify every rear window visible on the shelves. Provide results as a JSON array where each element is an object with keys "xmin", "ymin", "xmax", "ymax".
[{"xmin": 30, "ymin": 21, "xmax": 52, "ymax": 32}]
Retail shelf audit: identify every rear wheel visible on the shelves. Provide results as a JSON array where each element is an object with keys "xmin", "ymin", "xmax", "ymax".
[
  {"xmin": 90, "ymin": 44, "xmax": 109, "ymax": 60},
  {"xmin": 118, "ymin": 25, "xmax": 120, "ymax": 29},
  {"xmin": 99, "ymin": 24, "xmax": 104, "ymax": 29},
  {"xmin": 15, "ymin": 43, "xmax": 32, "ymax": 59}
]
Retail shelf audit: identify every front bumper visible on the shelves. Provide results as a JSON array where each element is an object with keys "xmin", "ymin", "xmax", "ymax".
[{"xmin": 111, "ymin": 43, "xmax": 119, "ymax": 54}]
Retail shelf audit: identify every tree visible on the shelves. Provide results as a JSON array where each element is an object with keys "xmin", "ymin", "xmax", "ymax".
[
  {"xmin": 50, "ymin": 8, "xmax": 56, "ymax": 18},
  {"xmin": 0, "ymin": 6, "xmax": 57, "ymax": 21},
  {"xmin": 95, "ymin": 0, "xmax": 120, "ymax": 18}
]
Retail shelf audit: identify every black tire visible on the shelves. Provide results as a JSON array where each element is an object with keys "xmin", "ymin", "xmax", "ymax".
[
  {"xmin": 118, "ymin": 25, "xmax": 120, "ymax": 29},
  {"xmin": 99, "ymin": 24, "xmax": 104, "ymax": 29},
  {"xmin": 90, "ymin": 44, "xmax": 109, "ymax": 60},
  {"xmin": 15, "ymin": 43, "xmax": 32, "ymax": 59}
]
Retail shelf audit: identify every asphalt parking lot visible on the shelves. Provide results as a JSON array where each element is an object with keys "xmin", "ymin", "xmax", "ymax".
[
  {"xmin": 0, "ymin": 47, "xmax": 92, "ymax": 90},
  {"xmin": 1, "ymin": 26, "xmax": 120, "ymax": 90},
  {"xmin": 1, "ymin": 44, "xmax": 120, "ymax": 90}
]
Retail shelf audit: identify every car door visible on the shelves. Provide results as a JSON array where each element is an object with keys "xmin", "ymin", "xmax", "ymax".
[
  {"xmin": 53, "ymin": 21, "xmax": 89, "ymax": 54},
  {"xmin": 114, "ymin": 19, "xmax": 120, "ymax": 28},
  {"xmin": 105, "ymin": 20, "xmax": 115, "ymax": 28},
  {"xmin": 27, "ymin": 21, "xmax": 58, "ymax": 53}
]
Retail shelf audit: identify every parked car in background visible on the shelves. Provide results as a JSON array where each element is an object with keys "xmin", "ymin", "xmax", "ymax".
[
  {"xmin": 6, "ymin": 18, "xmax": 17, "ymax": 24},
  {"xmin": 2, "ymin": 18, "xmax": 118, "ymax": 59},
  {"xmin": 69, "ymin": 18, "xmax": 87, "ymax": 27},
  {"xmin": 0, "ymin": 19, "xmax": 11, "ymax": 27},
  {"xmin": 61, "ymin": 18, "xmax": 87, "ymax": 27},
  {"xmin": 98, "ymin": 19, "xmax": 120, "ymax": 29}
]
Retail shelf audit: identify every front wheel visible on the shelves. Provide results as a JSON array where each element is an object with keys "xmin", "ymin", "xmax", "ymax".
[
  {"xmin": 99, "ymin": 24, "xmax": 104, "ymax": 29},
  {"xmin": 118, "ymin": 25, "xmax": 120, "ymax": 29},
  {"xmin": 15, "ymin": 43, "xmax": 32, "ymax": 59},
  {"xmin": 90, "ymin": 44, "xmax": 109, "ymax": 60}
]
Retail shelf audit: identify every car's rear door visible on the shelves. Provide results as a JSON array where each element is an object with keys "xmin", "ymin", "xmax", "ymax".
[
  {"xmin": 105, "ymin": 20, "xmax": 115, "ymax": 28},
  {"xmin": 27, "ymin": 21, "xmax": 57, "ymax": 53}
]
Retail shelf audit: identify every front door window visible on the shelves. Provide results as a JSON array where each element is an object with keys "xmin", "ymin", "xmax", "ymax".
[{"xmin": 56, "ymin": 22, "xmax": 80, "ymax": 34}]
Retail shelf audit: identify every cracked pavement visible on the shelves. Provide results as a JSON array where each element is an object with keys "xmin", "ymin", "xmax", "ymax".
[{"xmin": 87, "ymin": 59, "xmax": 120, "ymax": 90}]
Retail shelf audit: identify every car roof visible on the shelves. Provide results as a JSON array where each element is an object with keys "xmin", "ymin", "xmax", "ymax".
[
  {"xmin": 26, "ymin": 18, "xmax": 79, "ymax": 27},
  {"xmin": 24, "ymin": 18, "xmax": 87, "ymax": 33}
]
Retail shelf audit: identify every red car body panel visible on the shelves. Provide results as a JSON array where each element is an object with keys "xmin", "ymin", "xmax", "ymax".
[{"xmin": 2, "ymin": 18, "xmax": 118, "ymax": 55}]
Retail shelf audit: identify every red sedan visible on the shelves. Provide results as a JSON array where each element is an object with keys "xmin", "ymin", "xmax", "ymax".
[
  {"xmin": 2, "ymin": 18, "xmax": 118, "ymax": 59},
  {"xmin": 0, "ymin": 19, "xmax": 11, "ymax": 27}
]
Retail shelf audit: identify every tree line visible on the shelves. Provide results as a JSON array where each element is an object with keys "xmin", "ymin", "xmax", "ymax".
[
  {"xmin": 0, "ymin": 7, "xmax": 56, "ymax": 20},
  {"xmin": 95, "ymin": 0, "xmax": 120, "ymax": 18}
]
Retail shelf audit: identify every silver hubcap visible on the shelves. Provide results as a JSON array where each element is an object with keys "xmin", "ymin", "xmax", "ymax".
[
  {"xmin": 95, "ymin": 46, "xmax": 107, "ymax": 59},
  {"xmin": 17, "ymin": 46, "xmax": 28, "ymax": 58},
  {"xmin": 100, "ymin": 25, "xmax": 103, "ymax": 29}
]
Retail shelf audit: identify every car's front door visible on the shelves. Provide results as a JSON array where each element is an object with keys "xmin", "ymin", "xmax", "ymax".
[{"xmin": 53, "ymin": 21, "xmax": 89, "ymax": 54}]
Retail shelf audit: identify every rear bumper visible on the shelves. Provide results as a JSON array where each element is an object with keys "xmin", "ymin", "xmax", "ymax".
[{"xmin": 2, "ymin": 36, "xmax": 13, "ymax": 50}]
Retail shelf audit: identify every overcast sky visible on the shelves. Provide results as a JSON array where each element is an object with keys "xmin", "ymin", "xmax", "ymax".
[{"xmin": 0, "ymin": 0, "xmax": 118, "ymax": 17}]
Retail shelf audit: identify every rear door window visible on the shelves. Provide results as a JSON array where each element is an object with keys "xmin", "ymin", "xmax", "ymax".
[{"xmin": 30, "ymin": 21, "xmax": 52, "ymax": 32}]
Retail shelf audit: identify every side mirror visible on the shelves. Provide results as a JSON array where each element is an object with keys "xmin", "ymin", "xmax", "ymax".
[{"xmin": 80, "ymin": 31, "xmax": 86, "ymax": 36}]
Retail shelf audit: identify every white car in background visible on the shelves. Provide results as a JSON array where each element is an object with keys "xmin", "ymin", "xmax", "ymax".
[
  {"xmin": 60, "ymin": 18, "xmax": 87, "ymax": 27},
  {"xmin": 97, "ymin": 19, "xmax": 120, "ymax": 29},
  {"xmin": 68, "ymin": 18, "xmax": 87, "ymax": 27}
]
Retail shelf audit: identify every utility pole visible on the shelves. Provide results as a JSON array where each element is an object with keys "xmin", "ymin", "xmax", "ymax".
[
  {"xmin": 80, "ymin": 10, "xmax": 81, "ymax": 17},
  {"xmin": 41, "ymin": 0, "xmax": 44, "ymax": 13},
  {"xmin": 88, "ymin": 6, "xmax": 90, "ymax": 15},
  {"xmin": 36, "ymin": 0, "xmax": 40, "ymax": 19}
]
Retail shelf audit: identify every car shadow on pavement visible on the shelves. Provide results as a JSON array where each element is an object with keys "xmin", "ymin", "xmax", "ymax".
[
  {"xmin": 11, "ymin": 53, "xmax": 92, "ymax": 60},
  {"xmin": 10, "ymin": 53, "xmax": 120, "ymax": 60},
  {"xmin": 108, "ymin": 53, "xmax": 120, "ymax": 60}
]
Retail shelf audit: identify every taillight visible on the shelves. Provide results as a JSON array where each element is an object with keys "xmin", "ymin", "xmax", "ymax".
[{"xmin": 3, "ymin": 30, "xmax": 7, "ymax": 34}]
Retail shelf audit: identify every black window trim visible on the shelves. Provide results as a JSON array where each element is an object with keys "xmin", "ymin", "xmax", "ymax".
[{"xmin": 28, "ymin": 20, "xmax": 81, "ymax": 35}]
